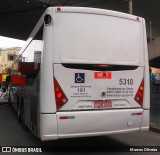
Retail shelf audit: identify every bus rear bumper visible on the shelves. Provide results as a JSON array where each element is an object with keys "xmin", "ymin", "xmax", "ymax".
[
  {"xmin": 40, "ymin": 113, "xmax": 58, "ymax": 141},
  {"xmin": 39, "ymin": 109, "xmax": 149, "ymax": 141},
  {"xmin": 57, "ymin": 109, "xmax": 149, "ymax": 139},
  {"xmin": 140, "ymin": 109, "xmax": 150, "ymax": 131}
]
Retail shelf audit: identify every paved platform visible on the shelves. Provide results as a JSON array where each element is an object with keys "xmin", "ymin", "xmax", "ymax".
[
  {"xmin": 1, "ymin": 97, "xmax": 159, "ymax": 134},
  {"xmin": 150, "ymin": 122, "xmax": 160, "ymax": 133}
]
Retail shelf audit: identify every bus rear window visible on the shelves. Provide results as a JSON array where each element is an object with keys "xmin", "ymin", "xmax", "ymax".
[{"xmin": 56, "ymin": 13, "xmax": 141, "ymax": 65}]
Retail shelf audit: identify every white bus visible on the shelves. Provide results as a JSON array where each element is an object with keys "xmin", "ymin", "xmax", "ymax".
[{"xmin": 8, "ymin": 7, "xmax": 150, "ymax": 141}]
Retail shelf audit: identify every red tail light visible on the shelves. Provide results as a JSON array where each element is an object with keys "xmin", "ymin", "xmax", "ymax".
[
  {"xmin": 54, "ymin": 78, "xmax": 68, "ymax": 110},
  {"xmin": 134, "ymin": 79, "xmax": 144, "ymax": 107}
]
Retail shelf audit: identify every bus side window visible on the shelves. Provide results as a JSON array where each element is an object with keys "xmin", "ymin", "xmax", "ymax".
[
  {"xmin": 34, "ymin": 51, "xmax": 41, "ymax": 70},
  {"xmin": 19, "ymin": 25, "xmax": 43, "ymax": 85}
]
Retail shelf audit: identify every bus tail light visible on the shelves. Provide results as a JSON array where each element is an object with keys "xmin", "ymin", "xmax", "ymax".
[
  {"xmin": 54, "ymin": 77, "xmax": 68, "ymax": 110},
  {"xmin": 134, "ymin": 79, "xmax": 144, "ymax": 107}
]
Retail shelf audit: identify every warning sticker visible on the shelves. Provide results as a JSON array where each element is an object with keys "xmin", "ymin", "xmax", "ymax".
[{"xmin": 94, "ymin": 72, "xmax": 111, "ymax": 79}]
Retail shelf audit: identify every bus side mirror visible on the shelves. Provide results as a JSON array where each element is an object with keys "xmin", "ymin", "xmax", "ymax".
[{"xmin": 6, "ymin": 76, "xmax": 11, "ymax": 83}]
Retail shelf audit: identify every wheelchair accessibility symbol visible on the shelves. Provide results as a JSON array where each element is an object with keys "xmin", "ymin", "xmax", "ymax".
[{"xmin": 75, "ymin": 73, "xmax": 85, "ymax": 83}]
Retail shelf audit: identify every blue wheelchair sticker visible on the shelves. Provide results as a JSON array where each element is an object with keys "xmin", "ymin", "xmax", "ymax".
[{"xmin": 75, "ymin": 73, "xmax": 85, "ymax": 83}]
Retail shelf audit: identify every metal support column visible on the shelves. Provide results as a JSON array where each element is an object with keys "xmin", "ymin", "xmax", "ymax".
[{"xmin": 126, "ymin": 0, "xmax": 133, "ymax": 14}]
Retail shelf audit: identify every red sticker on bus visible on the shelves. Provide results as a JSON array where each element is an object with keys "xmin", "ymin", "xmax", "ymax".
[{"xmin": 94, "ymin": 72, "xmax": 111, "ymax": 79}]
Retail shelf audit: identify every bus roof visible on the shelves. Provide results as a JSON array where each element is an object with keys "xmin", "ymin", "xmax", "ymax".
[{"xmin": 53, "ymin": 7, "xmax": 143, "ymax": 22}]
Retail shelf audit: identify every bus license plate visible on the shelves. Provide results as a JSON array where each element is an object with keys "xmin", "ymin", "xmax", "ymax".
[{"xmin": 94, "ymin": 101, "xmax": 112, "ymax": 108}]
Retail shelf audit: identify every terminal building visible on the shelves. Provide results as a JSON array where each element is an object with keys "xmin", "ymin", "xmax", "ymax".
[{"xmin": 0, "ymin": 47, "xmax": 21, "ymax": 84}]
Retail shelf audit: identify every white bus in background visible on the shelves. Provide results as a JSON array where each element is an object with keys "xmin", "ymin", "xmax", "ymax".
[{"xmin": 8, "ymin": 7, "xmax": 150, "ymax": 141}]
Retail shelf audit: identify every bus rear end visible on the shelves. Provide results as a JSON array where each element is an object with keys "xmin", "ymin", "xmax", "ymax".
[{"xmin": 40, "ymin": 7, "xmax": 150, "ymax": 140}]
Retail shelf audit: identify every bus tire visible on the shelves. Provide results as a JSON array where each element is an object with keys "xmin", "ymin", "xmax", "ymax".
[
  {"xmin": 20, "ymin": 101, "xmax": 29, "ymax": 131},
  {"xmin": 8, "ymin": 93, "xmax": 11, "ymax": 105},
  {"xmin": 17, "ymin": 99, "xmax": 22, "ymax": 123}
]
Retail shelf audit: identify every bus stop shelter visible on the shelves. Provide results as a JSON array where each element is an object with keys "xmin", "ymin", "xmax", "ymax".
[{"xmin": 148, "ymin": 38, "xmax": 160, "ymax": 127}]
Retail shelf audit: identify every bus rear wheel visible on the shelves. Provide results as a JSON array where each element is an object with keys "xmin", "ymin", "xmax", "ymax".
[
  {"xmin": 17, "ymin": 98, "xmax": 28, "ymax": 130},
  {"xmin": 17, "ymin": 100, "xmax": 22, "ymax": 123},
  {"xmin": 20, "ymin": 102, "xmax": 29, "ymax": 131}
]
